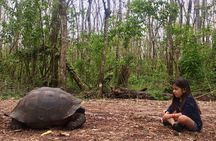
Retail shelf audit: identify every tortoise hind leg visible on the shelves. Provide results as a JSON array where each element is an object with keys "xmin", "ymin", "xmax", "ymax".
[
  {"xmin": 65, "ymin": 113, "xmax": 86, "ymax": 130},
  {"xmin": 10, "ymin": 119, "xmax": 25, "ymax": 130}
]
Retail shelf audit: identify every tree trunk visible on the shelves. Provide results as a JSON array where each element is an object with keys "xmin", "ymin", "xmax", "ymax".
[
  {"xmin": 114, "ymin": 0, "xmax": 122, "ymax": 84},
  {"xmin": 186, "ymin": 0, "xmax": 192, "ymax": 26},
  {"xmin": 80, "ymin": 0, "xmax": 85, "ymax": 32},
  {"xmin": 175, "ymin": 0, "xmax": 184, "ymax": 77},
  {"xmin": 177, "ymin": 0, "xmax": 183, "ymax": 27},
  {"xmin": 148, "ymin": 16, "xmax": 156, "ymax": 60},
  {"xmin": 0, "ymin": 5, "xmax": 2, "ymax": 60},
  {"xmin": 86, "ymin": 0, "xmax": 93, "ymax": 33},
  {"xmin": 58, "ymin": 0, "xmax": 68, "ymax": 88},
  {"xmin": 117, "ymin": 0, "xmax": 131, "ymax": 87},
  {"xmin": 166, "ymin": 31, "xmax": 174, "ymax": 77},
  {"xmin": 201, "ymin": 0, "xmax": 208, "ymax": 43},
  {"xmin": 117, "ymin": 65, "xmax": 130, "ymax": 87},
  {"xmin": 194, "ymin": 0, "xmax": 201, "ymax": 30},
  {"xmin": 49, "ymin": 1, "xmax": 61, "ymax": 87},
  {"xmin": 98, "ymin": 0, "xmax": 111, "ymax": 97},
  {"xmin": 66, "ymin": 63, "xmax": 88, "ymax": 90},
  {"xmin": 166, "ymin": 0, "xmax": 175, "ymax": 78},
  {"xmin": 93, "ymin": 0, "xmax": 103, "ymax": 32},
  {"xmin": 117, "ymin": 0, "xmax": 122, "ymax": 21}
]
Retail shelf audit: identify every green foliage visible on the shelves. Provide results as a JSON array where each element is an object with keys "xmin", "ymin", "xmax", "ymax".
[
  {"xmin": 129, "ymin": 0, "xmax": 178, "ymax": 26},
  {"xmin": 159, "ymin": 1, "xmax": 178, "ymax": 24},
  {"xmin": 67, "ymin": 34, "xmax": 104, "ymax": 89},
  {"xmin": 110, "ymin": 16, "xmax": 143, "ymax": 48},
  {"xmin": 130, "ymin": 0, "xmax": 164, "ymax": 18},
  {"xmin": 198, "ymin": 30, "xmax": 216, "ymax": 94},
  {"xmin": 0, "ymin": 83, "xmax": 24, "ymax": 100},
  {"xmin": 178, "ymin": 30, "xmax": 204, "ymax": 81},
  {"xmin": 128, "ymin": 58, "xmax": 169, "ymax": 99}
]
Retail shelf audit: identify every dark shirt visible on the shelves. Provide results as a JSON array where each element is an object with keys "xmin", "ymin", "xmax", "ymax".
[{"xmin": 167, "ymin": 94, "xmax": 203, "ymax": 131}]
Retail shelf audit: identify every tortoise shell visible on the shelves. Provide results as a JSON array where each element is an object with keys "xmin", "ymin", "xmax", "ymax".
[{"xmin": 10, "ymin": 87, "xmax": 82, "ymax": 127}]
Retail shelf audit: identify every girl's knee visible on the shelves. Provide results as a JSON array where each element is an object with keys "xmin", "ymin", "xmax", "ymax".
[{"xmin": 177, "ymin": 115, "xmax": 188, "ymax": 123}]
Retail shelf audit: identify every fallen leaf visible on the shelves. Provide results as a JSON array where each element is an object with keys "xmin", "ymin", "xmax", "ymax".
[
  {"xmin": 13, "ymin": 129, "xmax": 22, "ymax": 132},
  {"xmin": 40, "ymin": 130, "xmax": 53, "ymax": 136}
]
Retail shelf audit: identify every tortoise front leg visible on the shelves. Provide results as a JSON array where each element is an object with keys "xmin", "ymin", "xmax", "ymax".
[
  {"xmin": 65, "ymin": 113, "xmax": 86, "ymax": 130},
  {"xmin": 10, "ymin": 119, "xmax": 25, "ymax": 130}
]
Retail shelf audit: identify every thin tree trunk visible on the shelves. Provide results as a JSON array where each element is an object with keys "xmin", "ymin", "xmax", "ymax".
[
  {"xmin": 148, "ymin": 17, "xmax": 156, "ymax": 60},
  {"xmin": 177, "ymin": 0, "xmax": 183, "ymax": 27},
  {"xmin": 80, "ymin": 0, "xmax": 85, "ymax": 32},
  {"xmin": 174, "ymin": 0, "xmax": 184, "ymax": 77},
  {"xmin": 49, "ymin": 1, "xmax": 61, "ymax": 87},
  {"xmin": 117, "ymin": 0, "xmax": 131, "ymax": 87},
  {"xmin": 201, "ymin": 0, "xmax": 208, "ymax": 43},
  {"xmin": 58, "ymin": 0, "xmax": 68, "ymax": 88},
  {"xmin": 9, "ymin": 1, "xmax": 20, "ymax": 53},
  {"xmin": 79, "ymin": 0, "xmax": 85, "ymax": 60},
  {"xmin": 186, "ymin": 0, "xmax": 192, "ymax": 26},
  {"xmin": 10, "ymin": 32, "xmax": 20, "ymax": 53},
  {"xmin": 95, "ymin": 0, "xmax": 103, "ymax": 33},
  {"xmin": 74, "ymin": 2, "xmax": 80, "ymax": 41},
  {"xmin": 99, "ymin": 0, "xmax": 111, "ymax": 97},
  {"xmin": 39, "ymin": 2, "xmax": 48, "ymax": 81},
  {"xmin": 166, "ymin": 0, "xmax": 175, "ymax": 78},
  {"xmin": 118, "ymin": 0, "xmax": 122, "ymax": 21},
  {"xmin": 114, "ymin": 0, "xmax": 122, "ymax": 84},
  {"xmin": 194, "ymin": 0, "xmax": 201, "ymax": 31},
  {"xmin": 0, "ymin": 5, "xmax": 2, "ymax": 60},
  {"xmin": 167, "ymin": 30, "xmax": 174, "ymax": 77},
  {"xmin": 86, "ymin": 0, "xmax": 93, "ymax": 34}
]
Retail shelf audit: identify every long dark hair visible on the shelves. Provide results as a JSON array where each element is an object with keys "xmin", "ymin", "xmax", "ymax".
[{"xmin": 170, "ymin": 77, "xmax": 201, "ymax": 114}]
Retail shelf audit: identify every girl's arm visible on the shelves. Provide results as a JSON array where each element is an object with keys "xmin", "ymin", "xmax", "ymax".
[{"xmin": 163, "ymin": 111, "xmax": 182, "ymax": 120}]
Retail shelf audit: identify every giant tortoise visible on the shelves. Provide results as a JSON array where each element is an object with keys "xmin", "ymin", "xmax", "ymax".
[{"xmin": 8, "ymin": 87, "xmax": 86, "ymax": 130}]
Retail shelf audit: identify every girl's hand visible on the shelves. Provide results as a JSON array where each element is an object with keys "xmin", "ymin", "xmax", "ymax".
[
  {"xmin": 171, "ymin": 113, "xmax": 177, "ymax": 120},
  {"xmin": 163, "ymin": 110, "xmax": 167, "ymax": 114},
  {"xmin": 162, "ymin": 112, "xmax": 171, "ymax": 120},
  {"xmin": 173, "ymin": 113, "xmax": 182, "ymax": 120}
]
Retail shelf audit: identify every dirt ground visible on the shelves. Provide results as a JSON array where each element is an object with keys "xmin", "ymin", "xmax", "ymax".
[{"xmin": 0, "ymin": 99, "xmax": 216, "ymax": 141}]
